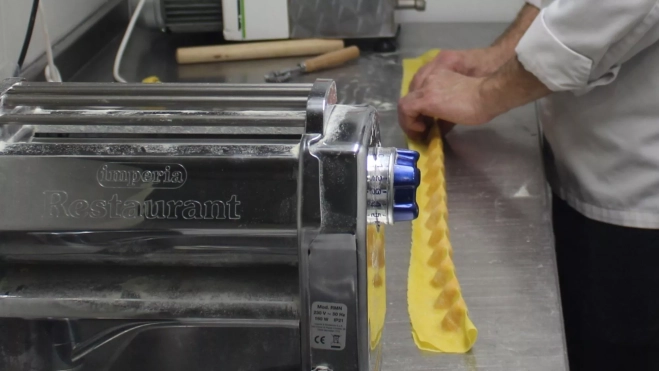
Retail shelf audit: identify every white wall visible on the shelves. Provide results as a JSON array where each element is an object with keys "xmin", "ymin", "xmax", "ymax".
[
  {"xmin": 397, "ymin": 0, "xmax": 527, "ymax": 23},
  {"xmin": 0, "ymin": 0, "xmax": 109, "ymax": 79}
]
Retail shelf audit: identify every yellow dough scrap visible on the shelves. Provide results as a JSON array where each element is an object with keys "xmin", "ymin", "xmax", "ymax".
[
  {"xmin": 403, "ymin": 49, "xmax": 478, "ymax": 354},
  {"xmin": 367, "ymin": 224, "xmax": 387, "ymax": 350}
]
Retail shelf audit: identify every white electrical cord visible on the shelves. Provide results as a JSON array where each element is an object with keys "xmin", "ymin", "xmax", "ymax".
[
  {"xmin": 39, "ymin": 2, "xmax": 62, "ymax": 82},
  {"xmin": 113, "ymin": 0, "xmax": 146, "ymax": 83}
]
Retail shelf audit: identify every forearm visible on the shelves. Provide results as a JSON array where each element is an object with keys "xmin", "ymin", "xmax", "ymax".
[
  {"xmin": 479, "ymin": 56, "xmax": 551, "ymax": 117},
  {"xmin": 486, "ymin": 4, "xmax": 541, "ymax": 65},
  {"xmin": 397, "ymin": 50, "xmax": 551, "ymax": 134}
]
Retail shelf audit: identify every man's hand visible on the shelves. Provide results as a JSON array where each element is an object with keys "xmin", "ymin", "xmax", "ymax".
[
  {"xmin": 399, "ymin": 57, "xmax": 552, "ymax": 141},
  {"xmin": 408, "ymin": 48, "xmax": 506, "ymax": 93},
  {"xmin": 399, "ymin": 70, "xmax": 495, "ymax": 140},
  {"xmin": 399, "ymin": 3, "xmax": 542, "ymax": 140}
]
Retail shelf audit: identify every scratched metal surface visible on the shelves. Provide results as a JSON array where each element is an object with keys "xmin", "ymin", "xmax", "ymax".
[
  {"xmin": 69, "ymin": 23, "xmax": 567, "ymax": 370},
  {"xmin": 288, "ymin": 0, "xmax": 397, "ymax": 38}
]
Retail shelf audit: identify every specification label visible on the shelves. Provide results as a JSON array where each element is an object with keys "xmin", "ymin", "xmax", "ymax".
[{"xmin": 310, "ymin": 302, "xmax": 348, "ymax": 351}]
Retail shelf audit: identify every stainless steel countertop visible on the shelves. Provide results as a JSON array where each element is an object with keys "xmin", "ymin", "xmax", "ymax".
[{"xmin": 70, "ymin": 22, "xmax": 568, "ymax": 371}]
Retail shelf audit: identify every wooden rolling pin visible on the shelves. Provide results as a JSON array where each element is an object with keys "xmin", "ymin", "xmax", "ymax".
[
  {"xmin": 304, "ymin": 45, "xmax": 360, "ymax": 73},
  {"xmin": 177, "ymin": 39, "xmax": 345, "ymax": 65}
]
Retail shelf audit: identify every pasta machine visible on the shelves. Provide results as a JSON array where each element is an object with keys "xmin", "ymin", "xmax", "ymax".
[
  {"xmin": 129, "ymin": 0, "xmax": 426, "ymax": 41},
  {"xmin": 0, "ymin": 78, "xmax": 420, "ymax": 371}
]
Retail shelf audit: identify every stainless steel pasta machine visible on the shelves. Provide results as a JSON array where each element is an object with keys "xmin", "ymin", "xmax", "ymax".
[{"xmin": 0, "ymin": 78, "xmax": 419, "ymax": 371}]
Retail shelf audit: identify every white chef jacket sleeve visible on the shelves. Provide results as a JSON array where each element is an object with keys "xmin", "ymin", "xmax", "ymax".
[
  {"xmin": 516, "ymin": 0, "xmax": 659, "ymax": 92},
  {"xmin": 525, "ymin": 0, "xmax": 543, "ymax": 9}
]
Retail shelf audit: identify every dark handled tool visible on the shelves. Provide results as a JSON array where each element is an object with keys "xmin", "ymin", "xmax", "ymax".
[{"xmin": 265, "ymin": 46, "xmax": 360, "ymax": 83}]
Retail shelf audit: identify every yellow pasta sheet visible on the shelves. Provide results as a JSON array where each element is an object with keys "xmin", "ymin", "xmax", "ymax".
[
  {"xmin": 367, "ymin": 224, "xmax": 386, "ymax": 351},
  {"xmin": 402, "ymin": 50, "xmax": 478, "ymax": 353}
]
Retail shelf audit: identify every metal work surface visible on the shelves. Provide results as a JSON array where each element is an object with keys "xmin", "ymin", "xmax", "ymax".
[{"xmin": 44, "ymin": 23, "xmax": 565, "ymax": 370}]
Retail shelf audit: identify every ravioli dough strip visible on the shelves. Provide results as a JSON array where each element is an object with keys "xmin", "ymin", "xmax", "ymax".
[{"xmin": 402, "ymin": 50, "xmax": 478, "ymax": 353}]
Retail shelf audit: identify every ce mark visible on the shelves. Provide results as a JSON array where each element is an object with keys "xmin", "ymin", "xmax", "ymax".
[{"xmin": 314, "ymin": 335, "xmax": 326, "ymax": 345}]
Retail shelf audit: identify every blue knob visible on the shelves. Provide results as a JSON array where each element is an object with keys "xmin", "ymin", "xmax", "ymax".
[{"xmin": 393, "ymin": 149, "xmax": 420, "ymax": 222}]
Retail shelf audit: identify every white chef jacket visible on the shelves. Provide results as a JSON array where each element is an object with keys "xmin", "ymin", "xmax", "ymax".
[{"xmin": 516, "ymin": 0, "xmax": 659, "ymax": 228}]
